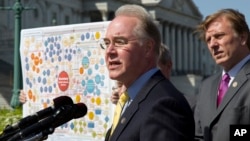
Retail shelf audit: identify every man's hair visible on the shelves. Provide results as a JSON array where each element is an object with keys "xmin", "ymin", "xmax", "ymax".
[
  {"xmin": 158, "ymin": 44, "xmax": 172, "ymax": 66},
  {"xmin": 115, "ymin": 4, "xmax": 161, "ymax": 56},
  {"xmin": 195, "ymin": 8, "xmax": 250, "ymax": 48}
]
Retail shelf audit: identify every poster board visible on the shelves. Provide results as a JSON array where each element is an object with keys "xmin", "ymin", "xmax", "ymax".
[{"xmin": 20, "ymin": 21, "xmax": 114, "ymax": 141}]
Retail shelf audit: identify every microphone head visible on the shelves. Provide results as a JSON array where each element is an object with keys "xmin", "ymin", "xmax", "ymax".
[
  {"xmin": 73, "ymin": 103, "xmax": 88, "ymax": 118},
  {"xmin": 53, "ymin": 96, "xmax": 73, "ymax": 108}
]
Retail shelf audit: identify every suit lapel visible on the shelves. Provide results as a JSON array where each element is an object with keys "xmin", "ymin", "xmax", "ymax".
[
  {"xmin": 211, "ymin": 60, "xmax": 250, "ymax": 124},
  {"xmin": 110, "ymin": 71, "xmax": 164, "ymax": 141},
  {"xmin": 210, "ymin": 75, "xmax": 221, "ymax": 113}
]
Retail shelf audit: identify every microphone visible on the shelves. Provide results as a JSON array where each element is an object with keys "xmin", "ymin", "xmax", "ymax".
[
  {"xmin": 8, "ymin": 103, "xmax": 88, "ymax": 141},
  {"xmin": 0, "ymin": 96, "xmax": 73, "ymax": 141}
]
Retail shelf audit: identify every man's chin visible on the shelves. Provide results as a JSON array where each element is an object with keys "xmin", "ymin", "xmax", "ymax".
[{"xmin": 109, "ymin": 74, "xmax": 119, "ymax": 80}]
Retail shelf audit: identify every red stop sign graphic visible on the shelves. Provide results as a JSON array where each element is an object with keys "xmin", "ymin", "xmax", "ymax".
[{"xmin": 58, "ymin": 71, "xmax": 69, "ymax": 91}]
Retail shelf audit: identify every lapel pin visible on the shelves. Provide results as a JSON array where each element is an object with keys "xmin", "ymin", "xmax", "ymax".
[
  {"xmin": 232, "ymin": 82, "xmax": 238, "ymax": 87},
  {"xmin": 121, "ymin": 117, "xmax": 126, "ymax": 124}
]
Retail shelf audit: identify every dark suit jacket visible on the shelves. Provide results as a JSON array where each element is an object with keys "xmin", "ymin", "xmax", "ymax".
[
  {"xmin": 194, "ymin": 60, "xmax": 250, "ymax": 141},
  {"xmin": 105, "ymin": 71, "xmax": 195, "ymax": 141}
]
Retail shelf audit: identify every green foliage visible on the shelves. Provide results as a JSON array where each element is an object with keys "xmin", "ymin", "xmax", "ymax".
[{"xmin": 0, "ymin": 107, "xmax": 22, "ymax": 134}]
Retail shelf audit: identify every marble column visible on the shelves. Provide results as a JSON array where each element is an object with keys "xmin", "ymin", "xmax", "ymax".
[
  {"xmin": 170, "ymin": 24, "xmax": 176, "ymax": 72},
  {"xmin": 183, "ymin": 27, "xmax": 188, "ymax": 72},
  {"xmin": 177, "ymin": 26, "xmax": 182, "ymax": 73},
  {"xmin": 189, "ymin": 30, "xmax": 194, "ymax": 73}
]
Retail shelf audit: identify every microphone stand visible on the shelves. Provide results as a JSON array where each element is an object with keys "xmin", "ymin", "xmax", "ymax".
[
  {"xmin": 8, "ymin": 127, "xmax": 55, "ymax": 141},
  {"xmin": 0, "ymin": 125, "xmax": 19, "ymax": 141}
]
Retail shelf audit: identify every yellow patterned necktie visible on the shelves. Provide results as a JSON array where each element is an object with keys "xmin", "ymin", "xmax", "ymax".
[{"xmin": 110, "ymin": 91, "xmax": 129, "ymax": 135}]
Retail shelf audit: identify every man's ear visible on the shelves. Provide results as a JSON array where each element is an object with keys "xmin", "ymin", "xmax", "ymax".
[
  {"xmin": 240, "ymin": 32, "xmax": 248, "ymax": 46},
  {"xmin": 145, "ymin": 39, "xmax": 155, "ymax": 54}
]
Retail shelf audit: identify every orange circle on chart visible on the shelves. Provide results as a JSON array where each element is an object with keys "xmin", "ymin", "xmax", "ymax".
[
  {"xmin": 28, "ymin": 90, "xmax": 33, "ymax": 100},
  {"xmin": 34, "ymin": 56, "xmax": 39, "ymax": 65},
  {"xmin": 58, "ymin": 71, "xmax": 69, "ymax": 91},
  {"xmin": 79, "ymin": 67, "xmax": 84, "ymax": 74}
]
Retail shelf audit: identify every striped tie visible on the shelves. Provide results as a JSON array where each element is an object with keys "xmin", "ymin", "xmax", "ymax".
[
  {"xmin": 217, "ymin": 73, "xmax": 230, "ymax": 106},
  {"xmin": 110, "ymin": 91, "xmax": 129, "ymax": 135}
]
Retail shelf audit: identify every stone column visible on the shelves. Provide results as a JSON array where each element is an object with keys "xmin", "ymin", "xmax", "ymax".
[
  {"xmin": 194, "ymin": 35, "xmax": 199, "ymax": 72},
  {"xmin": 183, "ymin": 27, "xmax": 188, "ymax": 72},
  {"xmin": 177, "ymin": 26, "xmax": 182, "ymax": 73},
  {"xmin": 170, "ymin": 24, "xmax": 176, "ymax": 72},
  {"xmin": 100, "ymin": 10, "xmax": 108, "ymax": 21},
  {"xmin": 164, "ymin": 22, "xmax": 170, "ymax": 47},
  {"xmin": 189, "ymin": 29, "xmax": 194, "ymax": 73}
]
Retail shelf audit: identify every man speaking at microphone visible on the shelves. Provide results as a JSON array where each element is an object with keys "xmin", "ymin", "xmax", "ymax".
[{"xmin": 103, "ymin": 4, "xmax": 194, "ymax": 141}]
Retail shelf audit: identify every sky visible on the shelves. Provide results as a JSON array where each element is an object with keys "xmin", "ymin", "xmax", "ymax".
[{"xmin": 192, "ymin": 0, "xmax": 250, "ymax": 25}]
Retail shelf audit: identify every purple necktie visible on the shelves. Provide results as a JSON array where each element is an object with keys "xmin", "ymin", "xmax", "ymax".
[{"xmin": 217, "ymin": 73, "xmax": 230, "ymax": 106}]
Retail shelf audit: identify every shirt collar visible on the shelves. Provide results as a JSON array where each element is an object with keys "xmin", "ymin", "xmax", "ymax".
[
  {"xmin": 223, "ymin": 54, "xmax": 250, "ymax": 85},
  {"xmin": 127, "ymin": 68, "xmax": 158, "ymax": 100},
  {"xmin": 225, "ymin": 55, "xmax": 250, "ymax": 77}
]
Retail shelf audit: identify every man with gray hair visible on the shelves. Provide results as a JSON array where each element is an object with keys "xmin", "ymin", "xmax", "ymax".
[{"xmin": 103, "ymin": 4, "xmax": 194, "ymax": 141}]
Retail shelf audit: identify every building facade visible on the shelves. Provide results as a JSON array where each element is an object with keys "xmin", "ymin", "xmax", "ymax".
[{"xmin": 0, "ymin": 0, "xmax": 219, "ymax": 106}]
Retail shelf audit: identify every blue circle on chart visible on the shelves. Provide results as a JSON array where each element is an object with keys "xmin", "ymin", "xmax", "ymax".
[
  {"xmin": 49, "ymin": 86, "xmax": 53, "ymax": 93},
  {"xmin": 49, "ymin": 51, "xmax": 53, "ymax": 58},
  {"xmin": 51, "ymin": 37, "xmax": 54, "ymax": 42},
  {"xmin": 82, "ymin": 57, "xmax": 89, "ymax": 68},
  {"xmin": 88, "ymin": 68, "xmax": 92, "ymax": 75},
  {"xmin": 86, "ymin": 32, "xmax": 90, "ymax": 39},
  {"xmin": 58, "ymin": 56, "xmax": 62, "ymax": 62},
  {"xmin": 44, "ymin": 86, "xmax": 48, "ymax": 92},
  {"xmin": 29, "ymin": 83, "xmax": 32, "ymax": 88},
  {"xmin": 43, "ymin": 70, "xmax": 46, "ymax": 76},
  {"xmin": 81, "ymin": 80, "xmax": 86, "ymax": 87},
  {"xmin": 101, "ymin": 81, "xmax": 104, "ymax": 86},
  {"xmin": 47, "ymin": 69, "xmax": 50, "ymax": 76},
  {"xmin": 86, "ymin": 79, "xmax": 95, "ymax": 93},
  {"xmin": 38, "ymin": 76, "xmax": 41, "ymax": 83},
  {"xmin": 40, "ymin": 86, "xmax": 43, "ymax": 93},
  {"xmin": 25, "ymin": 78, "xmax": 30, "ymax": 85},
  {"xmin": 95, "ymin": 64, "xmax": 99, "ymax": 70},
  {"xmin": 96, "ymin": 88, "xmax": 100, "ymax": 96},
  {"xmin": 101, "ymin": 75, "xmax": 105, "ymax": 80},
  {"xmin": 105, "ymin": 116, "xmax": 109, "ymax": 122},
  {"xmin": 100, "ymin": 58, "xmax": 105, "ymax": 65},
  {"xmin": 83, "ymin": 90, "xmax": 87, "ymax": 96},
  {"xmin": 47, "ymin": 37, "xmax": 51, "ymax": 43},
  {"xmin": 42, "ymin": 78, "xmax": 47, "ymax": 85},
  {"xmin": 56, "ymin": 50, "xmax": 60, "ymax": 56},
  {"xmin": 70, "ymin": 123, "xmax": 74, "ymax": 129},
  {"xmin": 77, "ymin": 48, "xmax": 81, "ymax": 54},
  {"xmin": 45, "ymin": 47, "xmax": 49, "ymax": 53},
  {"xmin": 81, "ymin": 34, "xmax": 85, "ymax": 41},
  {"xmin": 44, "ymin": 40, "xmax": 48, "ymax": 47},
  {"xmin": 56, "ymin": 43, "xmax": 60, "ymax": 49},
  {"xmin": 95, "ymin": 75, "xmax": 101, "ymax": 84},
  {"xmin": 67, "ymin": 54, "xmax": 72, "ymax": 61},
  {"xmin": 50, "ymin": 44, "xmax": 53, "ymax": 51},
  {"xmin": 25, "ymin": 57, "xmax": 28, "ymax": 63},
  {"xmin": 87, "ymin": 50, "xmax": 91, "ymax": 57},
  {"xmin": 25, "ymin": 63, "xmax": 29, "ymax": 71}
]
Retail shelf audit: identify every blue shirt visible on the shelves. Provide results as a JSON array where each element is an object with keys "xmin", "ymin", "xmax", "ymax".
[
  {"xmin": 224, "ymin": 54, "xmax": 250, "ymax": 86},
  {"xmin": 122, "ymin": 68, "xmax": 159, "ymax": 112}
]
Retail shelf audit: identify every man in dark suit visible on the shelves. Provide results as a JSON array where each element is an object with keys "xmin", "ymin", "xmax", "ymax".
[
  {"xmin": 102, "ymin": 4, "xmax": 194, "ymax": 141},
  {"xmin": 194, "ymin": 9, "xmax": 250, "ymax": 141}
]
